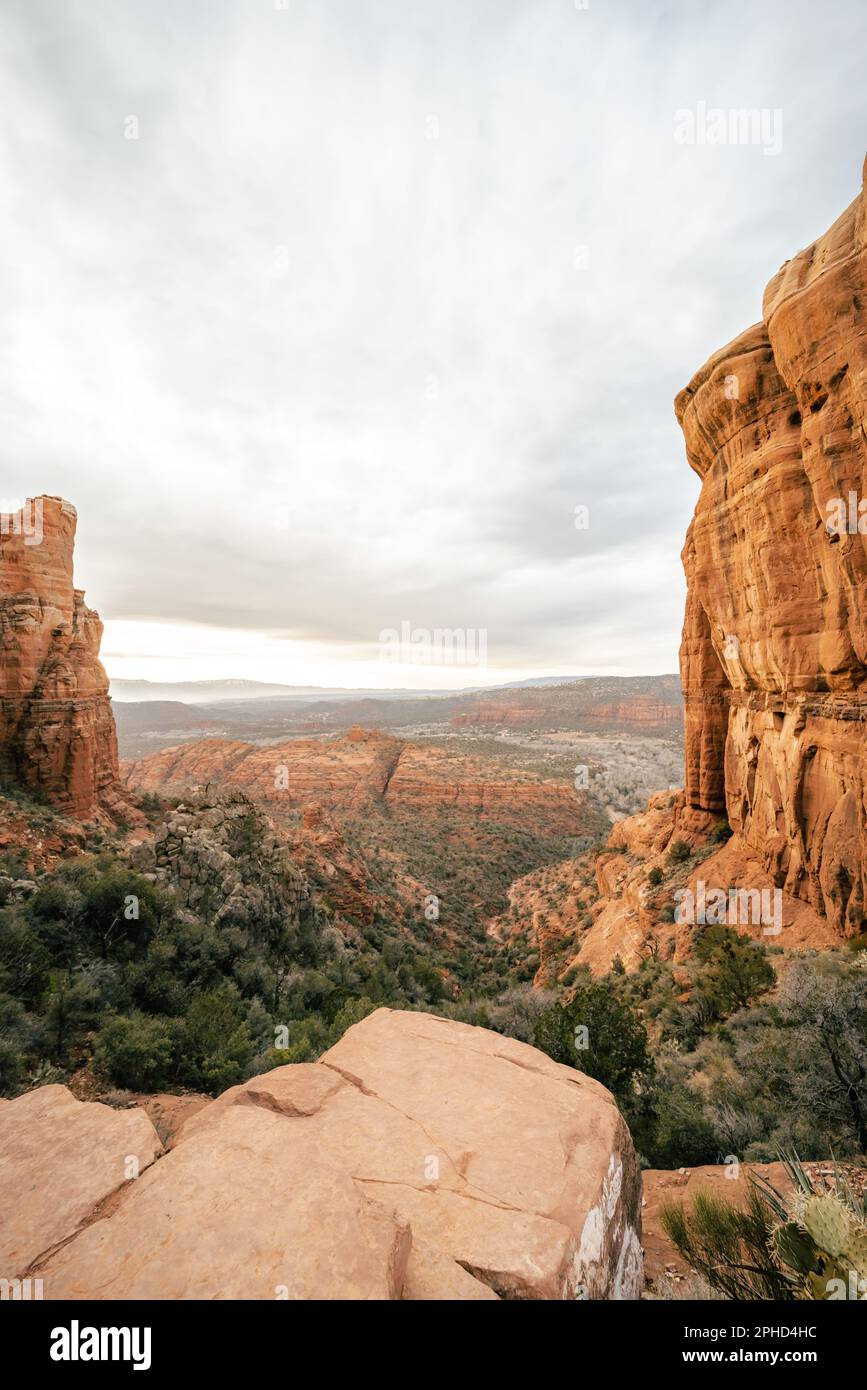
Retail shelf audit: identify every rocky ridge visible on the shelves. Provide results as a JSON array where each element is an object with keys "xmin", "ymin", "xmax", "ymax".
[
  {"xmin": 130, "ymin": 787, "xmax": 316, "ymax": 929},
  {"xmin": 123, "ymin": 726, "xmax": 590, "ymax": 834}
]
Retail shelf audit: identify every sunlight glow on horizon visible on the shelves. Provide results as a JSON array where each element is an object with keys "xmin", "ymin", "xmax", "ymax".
[{"xmin": 101, "ymin": 618, "xmax": 669, "ymax": 691}]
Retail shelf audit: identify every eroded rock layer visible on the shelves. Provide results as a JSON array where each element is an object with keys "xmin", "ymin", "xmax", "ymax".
[
  {"xmin": 123, "ymin": 725, "xmax": 591, "ymax": 834},
  {"xmin": 0, "ymin": 496, "xmax": 125, "ymax": 818},
  {"xmin": 676, "ymin": 157, "xmax": 867, "ymax": 938}
]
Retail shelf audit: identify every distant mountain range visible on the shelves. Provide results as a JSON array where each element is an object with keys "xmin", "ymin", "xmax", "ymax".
[
  {"xmin": 111, "ymin": 674, "xmax": 684, "ymax": 760},
  {"xmin": 110, "ymin": 675, "xmax": 594, "ymax": 705}
]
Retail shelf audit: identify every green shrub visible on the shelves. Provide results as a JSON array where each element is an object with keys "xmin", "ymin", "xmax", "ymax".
[
  {"xmin": 533, "ymin": 977, "xmax": 653, "ymax": 1105},
  {"xmin": 692, "ymin": 925, "xmax": 775, "ymax": 1016},
  {"xmin": 227, "ymin": 811, "xmax": 264, "ymax": 859},
  {"xmin": 0, "ymin": 992, "xmax": 28, "ymax": 1093},
  {"xmin": 642, "ymin": 1071, "xmax": 718, "ymax": 1168},
  {"xmin": 94, "ymin": 1012, "xmax": 176, "ymax": 1091},
  {"xmin": 41, "ymin": 969, "xmax": 106, "ymax": 1064},
  {"xmin": 177, "ymin": 987, "xmax": 254, "ymax": 1092}
]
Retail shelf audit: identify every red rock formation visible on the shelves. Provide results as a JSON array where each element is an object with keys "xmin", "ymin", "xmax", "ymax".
[
  {"xmin": 123, "ymin": 726, "xmax": 590, "ymax": 834},
  {"xmin": 0, "ymin": 495, "xmax": 126, "ymax": 819},
  {"xmin": 570, "ymin": 792, "xmax": 836, "ymax": 977},
  {"xmin": 292, "ymin": 805, "xmax": 382, "ymax": 929},
  {"xmin": 0, "ymin": 790, "xmax": 87, "ymax": 874},
  {"xmin": 677, "ymin": 157, "xmax": 867, "ymax": 939},
  {"xmin": 582, "ymin": 697, "xmax": 683, "ymax": 730},
  {"xmin": 450, "ymin": 704, "xmax": 537, "ymax": 727},
  {"xmin": 449, "ymin": 694, "xmax": 682, "ymax": 732}
]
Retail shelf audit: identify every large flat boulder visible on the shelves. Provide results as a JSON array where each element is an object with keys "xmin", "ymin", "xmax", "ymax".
[
  {"xmin": 0, "ymin": 1085, "xmax": 161, "ymax": 1277},
  {"xmin": 319, "ymin": 1009, "xmax": 643, "ymax": 1299},
  {"xmin": 24, "ymin": 1010, "xmax": 642, "ymax": 1300},
  {"xmin": 41, "ymin": 1104, "xmax": 410, "ymax": 1300}
]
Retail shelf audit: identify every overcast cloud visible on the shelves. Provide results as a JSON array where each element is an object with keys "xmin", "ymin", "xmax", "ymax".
[{"xmin": 1, "ymin": 0, "xmax": 865, "ymax": 687}]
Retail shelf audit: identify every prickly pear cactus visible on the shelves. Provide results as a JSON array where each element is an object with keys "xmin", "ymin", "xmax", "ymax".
[
  {"xmin": 775, "ymin": 1187, "xmax": 867, "ymax": 1298},
  {"xmin": 773, "ymin": 1222, "xmax": 819, "ymax": 1276},
  {"xmin": 801, "ymin": 1194, "xmax": 852, "ymax": 1258},
  {"xmin": 841, "ymin": 1227, "xmax": 867, "ymax": 1280}
]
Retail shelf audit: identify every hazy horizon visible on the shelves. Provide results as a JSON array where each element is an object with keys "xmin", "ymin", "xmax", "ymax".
[
  {"xmin": 107, "ymin": 669, "xmax": 682, "ymax": 703},
  {"xmin": 3, "ymin": 0, "xmax": 866, "ymax": 689}
]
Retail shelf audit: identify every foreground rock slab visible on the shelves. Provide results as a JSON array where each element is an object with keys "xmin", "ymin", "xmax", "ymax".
[
  {"xmin": 319, "ymin": 1008, "xmax": 643, "ymax": 1299},
  {"xmin": 0, "ymin": 1085, "xmax": 161, "ymax": 1279},
  {"xmin": 41, "ymin": 1104, "xmax": 411, "ymax": 1300},
  {"xmin": 16, "ymin": 1010, "xmax": 642, "ymax": 1300}
]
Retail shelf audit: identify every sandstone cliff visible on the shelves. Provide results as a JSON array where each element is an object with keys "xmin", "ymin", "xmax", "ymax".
[
  {"xmin": 450, "ymin": 694, "xmax": 682, "ymax": 731},
  {"xmin": 0, "ymin": 496, "xmax": 126, "ymax": 819},
  {"xmin": 0, "ymin": 1009, "xmax": 643, "ymax": 1300},
  {"xmin": 520, "ymin": 161, "xmax": 867, "ymax": 978},
  {"xmin": 678, "ymin": 156, "xmax": 867, "ymax": 940}
]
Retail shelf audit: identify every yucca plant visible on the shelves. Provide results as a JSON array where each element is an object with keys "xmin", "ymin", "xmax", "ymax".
[{"xmin": 661, "ymin": 1152, "xmax": 867, "ymax": 1300}]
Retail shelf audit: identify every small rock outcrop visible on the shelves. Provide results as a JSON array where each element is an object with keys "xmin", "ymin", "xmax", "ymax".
[
  {"xmin": 572, "ymin": 791, "xmax": 839, "ymax": 976},
  {"xmin": 677, "ymin": 157, "xmax": 867, "ymax": 939},
  {"xmin": 129, "ymin": 787, "xmax": 316, "ymax": 928},
  {"xmin": 0, "ymin": 495, "xmax": 127, "ymax": 819},
  {"xmin": 0, "ymin": 1010, "xmax": 643, "ymax": 1300}
]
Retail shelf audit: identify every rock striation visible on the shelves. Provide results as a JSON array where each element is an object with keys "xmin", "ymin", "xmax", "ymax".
[
  {"xmin": 1, "ymin": 1010, "xmax": 643, "ymax": 1300},
  {"xmin": 677, "ymin": 157, "xmax": 867, "ymax": 940},
  {"xmin": 450, "ymin": 696, "xmax": 681, "ymax": 731},
  {"xmin": 0, "ymin": 495, "xmax": 126, "ymax": 819}
]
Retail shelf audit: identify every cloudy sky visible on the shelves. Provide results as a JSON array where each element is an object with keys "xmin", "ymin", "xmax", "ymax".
[{"xmin": 2, "ymin": 0, "xmax": 865, "ymax": 690}]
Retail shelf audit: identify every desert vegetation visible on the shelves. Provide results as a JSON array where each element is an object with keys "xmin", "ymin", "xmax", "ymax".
[
  {"xmin": 662, "ymin": 1155, "xmax": 867, "ymax": 1300},
  {"xmin": 527, "ymin": 940, "xmax": 867, "ymax": 1168},
  {"xmin": 3, "ymin": 785, "xmax": 865, "ymax": 1186}
]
